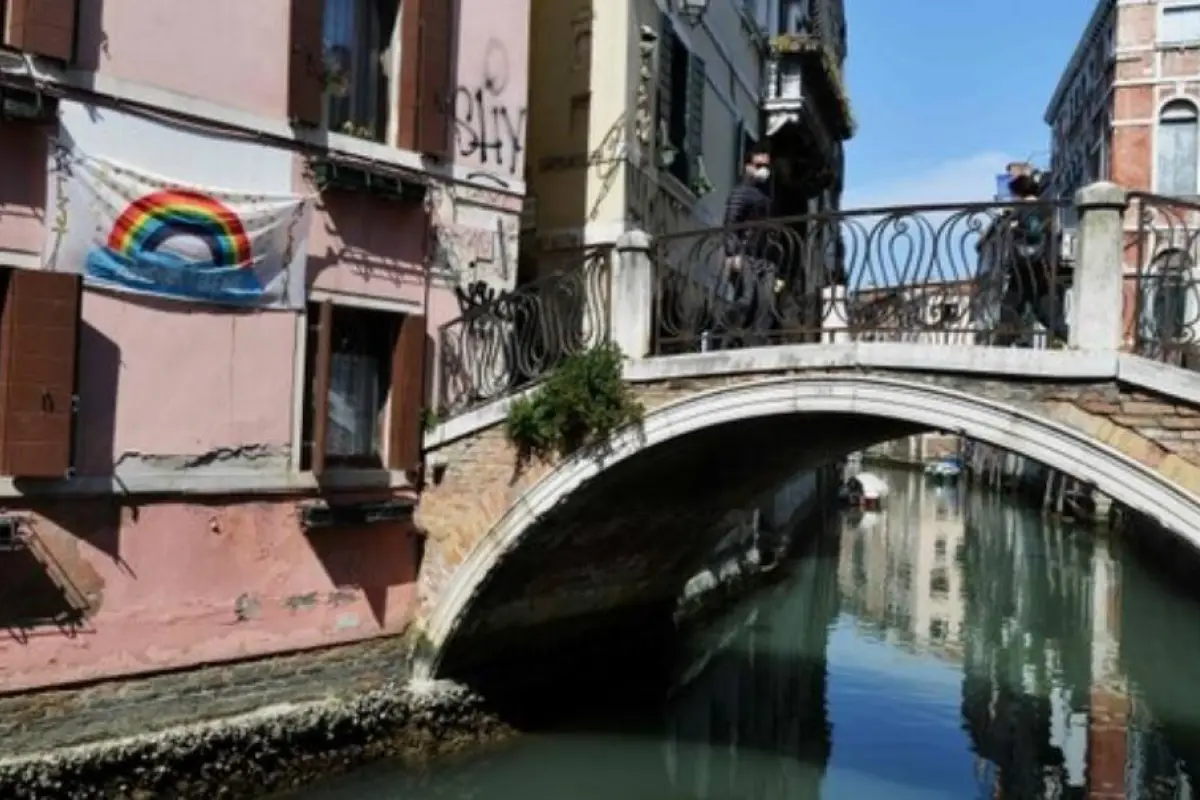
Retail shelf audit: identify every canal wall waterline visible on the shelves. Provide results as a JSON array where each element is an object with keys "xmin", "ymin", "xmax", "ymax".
[
  {"xmin": 677, "ymin": 462, "xmax": 841, "ymax": 622},
  {"xmin": 0, "ymin": 635, "xmax": 512, "ymax": 798},
  {"xmin": 862, "ymin": 438, "xmax": 1115, "ymax": 527}
]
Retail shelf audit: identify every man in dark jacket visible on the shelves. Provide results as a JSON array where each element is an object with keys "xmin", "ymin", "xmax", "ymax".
[{"xmin": 722, "ymin": 146, "xmax": 775, "ymax": 345}]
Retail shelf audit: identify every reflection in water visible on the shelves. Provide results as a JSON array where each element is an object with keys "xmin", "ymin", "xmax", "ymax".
[{"xmin": 295, "ymin": 469, "xmax": 1200, "ymax": 799}]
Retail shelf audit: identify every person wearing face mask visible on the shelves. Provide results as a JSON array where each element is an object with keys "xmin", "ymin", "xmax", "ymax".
[{"xmin": 722, "ymin": 146, "xmax": 776, "ymax": 346}]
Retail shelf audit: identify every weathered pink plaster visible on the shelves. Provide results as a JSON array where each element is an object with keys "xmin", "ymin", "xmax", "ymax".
[
  {"xmin": 0, "ymin": 499, "xmax": 418, "ymax": 692},
  {"xmin": 75, "ymin": 0, "xmax": 290, "ymax": 116},
  {"xmin": 74, "ymin": 290, "xmax": 296, "ymax": 474},
  {"xmin": 0, "ymin": 1, "xmax": 532, "ymax": 695},
  {"xmin": 452, "ymin": 0, "xmax": 531, "ymax": 178}
]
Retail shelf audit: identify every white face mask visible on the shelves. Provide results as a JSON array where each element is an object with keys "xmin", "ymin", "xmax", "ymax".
[{"xmin": 753, "ymin": 166, "xmax": 771, "ymax": 183}]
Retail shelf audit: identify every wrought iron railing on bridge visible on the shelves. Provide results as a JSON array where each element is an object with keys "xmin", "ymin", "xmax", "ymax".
[
  {"xmin": 435, "ymin": 189, "xmax": 1200, "ymax": 418},
  {"xmin": 651, "ymin": 199, "xmax": 1074, "ymax": 353},
  {"xmin": 437, "ymin": 246, "xmax": 611, "ymax": 416}
]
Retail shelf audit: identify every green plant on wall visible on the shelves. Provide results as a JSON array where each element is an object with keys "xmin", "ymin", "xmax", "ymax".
[{"xmin": 504, "ymin": 343, "xmax": 644, "ymax": 465}]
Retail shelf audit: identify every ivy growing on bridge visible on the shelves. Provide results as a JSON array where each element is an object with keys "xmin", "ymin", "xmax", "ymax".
[{"xmin": 504, "ymin": 343, "xmax": 644, "ymax": 465}]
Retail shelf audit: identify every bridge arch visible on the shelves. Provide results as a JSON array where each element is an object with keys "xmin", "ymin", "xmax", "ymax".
[{"xmin": 420, "ymin": 373, "xmax": 1200, "ymax": 676}]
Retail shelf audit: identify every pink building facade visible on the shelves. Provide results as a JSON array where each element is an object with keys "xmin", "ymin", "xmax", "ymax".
[{"xmin": 0, "ymin": 0, "xmax": 529, "ymax": 692}]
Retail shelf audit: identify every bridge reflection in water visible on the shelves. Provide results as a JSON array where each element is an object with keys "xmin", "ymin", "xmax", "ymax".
[{"xmin": 295, "ymin": 472, "xmax": 1199, "ymax": 799}]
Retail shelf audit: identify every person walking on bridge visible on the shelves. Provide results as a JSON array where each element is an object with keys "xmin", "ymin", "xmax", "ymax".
[
  {"xmin": 1000, "ymin": 169, "xmax": 1070, "ymax": 347},
  {"xmin": 722, "ymin": 145, "xmax": 777, "ymax": 346}
]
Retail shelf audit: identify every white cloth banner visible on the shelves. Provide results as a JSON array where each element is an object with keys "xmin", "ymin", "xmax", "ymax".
[{"xmin": 44, "ymin": 144, "xmax": 313, "ymax": 309}]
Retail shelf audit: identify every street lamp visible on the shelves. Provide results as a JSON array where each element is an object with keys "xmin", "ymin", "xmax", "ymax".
[{"xmin": 677, "ymin": 0, "xmax": 709, "ymax": 25}]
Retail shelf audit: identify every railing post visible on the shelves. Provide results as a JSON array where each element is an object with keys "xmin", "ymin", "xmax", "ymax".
[
  {"xmin": 611, "ymin": 229, "xmax": 654, "ymax": 358},
  {"xmin": 1071, "ymin": 181, "xmax": 1128, "ymax": 350},
  {"xmin": 821, "ymin": 285, "xmax": 849, "ymax": 343}
]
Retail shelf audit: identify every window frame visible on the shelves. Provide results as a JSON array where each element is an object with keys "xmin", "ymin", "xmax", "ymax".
[
  {"xmin": 1159, "ymin": 2, "xmax": 1200, "ymax": 45},
  {"xmin": 301, "ymin": 297, "xmax": 426, "ymax": 476},
  {"xmin": 1155, "ymin": 98, "xmax": 1200, "ymax": 197}
]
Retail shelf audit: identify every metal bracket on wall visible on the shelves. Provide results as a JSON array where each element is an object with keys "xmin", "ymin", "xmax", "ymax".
[{"xmin": 300, "ymin": 499, "xmax": 416, "ymax": 531}]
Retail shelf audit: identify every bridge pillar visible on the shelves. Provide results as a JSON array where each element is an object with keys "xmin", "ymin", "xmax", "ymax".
[
  {"xmin": 1071, "ymin": 182, "xmax": 1128, "ymax": 351},
  {"xmin": 822, "ymin": 286, "xmax": 849, "ymax": 343},
  {"xmin": 612, "ymin": 229, "xmax": 654, "ymax": 358}
]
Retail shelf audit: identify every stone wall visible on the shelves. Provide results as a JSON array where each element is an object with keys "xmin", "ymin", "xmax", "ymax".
[{"xmin": 0, "ymin": 635, "xmax": 509, "ymax": 798}]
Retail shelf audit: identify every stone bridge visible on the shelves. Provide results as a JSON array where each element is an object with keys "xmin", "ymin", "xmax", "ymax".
[{"xmin": 414, "ymin": 183, "xmax": 1200, "ymax": 686}]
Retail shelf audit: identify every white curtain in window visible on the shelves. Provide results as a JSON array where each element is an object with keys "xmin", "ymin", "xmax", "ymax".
[
  {"xmin": 1156, "ymin": 100, "xmax": 1199, "ymax": 196},
  {"xmin": 322, "ymin": 0, "xmax": 379, "ymax": 133},
  {"xmin": 326, "ymin": 352, "xmax": 379, "ymax": 457}
]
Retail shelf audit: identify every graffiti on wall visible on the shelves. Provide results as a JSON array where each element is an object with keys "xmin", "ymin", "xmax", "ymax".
[
  {"xmin": 427, "ymin": 180, "xmax": 522, "ymax": 288},
  {"xmin": 441, "ymin": 38, "xmax": 528, "ymax": 179}
]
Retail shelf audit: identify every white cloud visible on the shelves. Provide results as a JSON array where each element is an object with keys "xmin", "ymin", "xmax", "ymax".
[{"xmin": 842, "ymin": 151, "xmax": 1018, "ymax": 210}]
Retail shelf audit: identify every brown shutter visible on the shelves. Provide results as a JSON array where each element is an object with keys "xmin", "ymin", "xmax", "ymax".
[
  {"xmin": 288, "ymin": 0, "xmax": 326, "ymax": 127},
  {"xmin": 397, "ymin": 0, "xmax": 454, "ymax": 157},
  {"xmin": 309, "ymin": 300, "xmax": 333, "ymax": 474},
  {"xmin": 388, "ymin": 314, "xmax": 425, "ymax": 473},
  {"xmin": 0, "ymin": 269, "xmax": 81, "ymax": 478},
  {"xmin": 4, "ymin": 0, "xmax": 77, "ymax": 62}
]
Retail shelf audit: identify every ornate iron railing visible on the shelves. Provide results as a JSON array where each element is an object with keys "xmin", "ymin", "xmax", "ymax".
[
  {"xmin": 436, "ymin": 246, "xmax": 612, "ymax": 416},
  {"xmin": 650, "ymin": 200, "xmax": 1073, "ymax": 353},
  {"xmin": 1129, "ymin": 192, "xmax": 1200, "ymax": 368}
]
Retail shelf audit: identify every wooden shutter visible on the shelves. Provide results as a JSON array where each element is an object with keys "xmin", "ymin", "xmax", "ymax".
[
  {"xmin": 398, "ymin": 0, "xmax": 454, "ymax": 157},
  {"xmin": 685, "ymin": 54, "xmax": 706, "ymax": 185},
  {"xmin": 655, "ymin": 16, "xmax": 674, "ymax": 150},
  {"xmin": 309, "ymin": 300, "xmax": 334, "ymax": 474},
  {"xmin": 288, "ymin": 0, "xmax": 326, "ymax": 127},
  {"xmin": 4, "ymin": 0, "xmax": 77, "ymax": 62},
  {"xmin": 388, "ymin": 314, "xmax": 425, "ymax": 473},
  {"xmin": 0, "ymin": 269, "xmax": 80, "ymax": 478}
]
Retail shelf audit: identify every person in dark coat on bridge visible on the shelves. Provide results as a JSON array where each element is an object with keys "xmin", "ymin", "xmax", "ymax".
[
  {"xmin": 722, "ymin": 145, "xmax": 777, "ymax": 346},
  {"xmin": 999, "ymin": 170, "xmax": 1070, "ymax": 347}
]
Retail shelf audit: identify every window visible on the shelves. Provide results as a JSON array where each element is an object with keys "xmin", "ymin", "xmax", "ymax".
[
  {"xmin": 323, "ymin": 0, "xmax": 389, "ymax": 139},
  {"xmin": 656, "ymin": 17, "xmax": 705, "ymax": 189},
  {"xmin": 929, "ymin": 568, "xmax": 949, "ymax": 598},
  {"xmin": 732, "ymin": 122, "xmax": 755, "ymax": 186},
  {"xmin": 1160, "ymin": 4, "xmax": 1200, "ymax": 44},
  {"xmin": 302, "ymin": 301, "xmax": 426, "ymax": 473},
  {"xmin": 1157, "ymin": 100, "xmax": 1199, "ymax": 196}
]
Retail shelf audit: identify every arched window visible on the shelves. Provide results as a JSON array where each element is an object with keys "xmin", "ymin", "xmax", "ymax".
[{"xmin": 1156, "ymin": 100, "xmax": 1199, "ymax": 196}]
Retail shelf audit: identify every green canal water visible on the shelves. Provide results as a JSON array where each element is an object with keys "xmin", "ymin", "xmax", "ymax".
[{"xmin": 295, "ymin": 469, "xmax": 1200, "ymax": 799}]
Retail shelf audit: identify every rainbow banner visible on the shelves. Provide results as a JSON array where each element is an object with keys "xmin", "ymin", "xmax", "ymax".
[{"xmin": 44, "ymin": 147, "xmax": 313, "ymax": 309}]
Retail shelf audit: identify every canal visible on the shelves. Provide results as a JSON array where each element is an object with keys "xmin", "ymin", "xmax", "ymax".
[{"xmin": 292, "ymin": 467, "xmax": 1200, "ymax": 798}]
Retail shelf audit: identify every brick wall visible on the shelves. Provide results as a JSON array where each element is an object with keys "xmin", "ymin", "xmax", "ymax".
[{"xmin": 416, "ymin": 369, "xmax": 1200, "ymax": 669}]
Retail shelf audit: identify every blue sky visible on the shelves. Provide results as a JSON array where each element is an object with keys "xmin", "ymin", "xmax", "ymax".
[{"xmin": 842, "ymin": 0, "xmax": 1101, "ymax": 208}]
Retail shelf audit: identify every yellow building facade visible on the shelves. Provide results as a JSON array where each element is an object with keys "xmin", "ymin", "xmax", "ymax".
[{"xmin": 523, "ymin": 0, "xmax": 767, "ymax": 260}]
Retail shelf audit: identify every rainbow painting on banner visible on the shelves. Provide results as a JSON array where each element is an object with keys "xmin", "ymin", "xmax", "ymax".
[{"xmin": 46, "ymin": 147, "xmax": 314, "ymax": 309}]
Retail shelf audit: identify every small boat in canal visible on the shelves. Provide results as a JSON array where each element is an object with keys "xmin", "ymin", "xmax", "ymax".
[
  {"xmin": 840, "ymin": 471, "xmax": 889, "ymax": 511},
  {"xmin": 924, "ymin": 456, "xmax": 963, "ymax": 484}
]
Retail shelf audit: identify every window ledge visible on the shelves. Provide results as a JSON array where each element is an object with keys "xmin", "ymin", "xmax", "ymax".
[{"xmin": 0, "ymin": 468, "xmax": 415, "ymax": 498}]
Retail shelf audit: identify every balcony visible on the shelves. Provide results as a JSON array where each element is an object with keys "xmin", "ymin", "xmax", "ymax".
[{"xmin": 764, "ymin": 33, "xmax": 854, "ymax": 141}]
